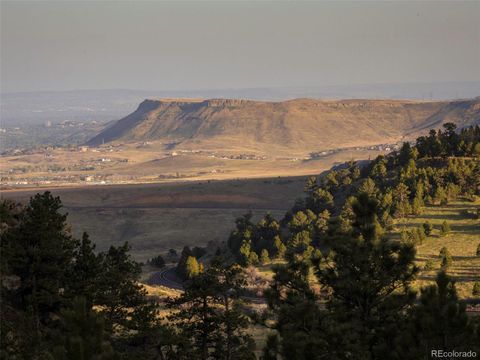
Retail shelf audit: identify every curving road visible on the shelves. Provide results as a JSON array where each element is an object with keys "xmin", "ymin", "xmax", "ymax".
[
  {"xmin": 148, "ymin": 266, "xmax": 184, "ymax": 290},
  {"xmin": 147, "ymin": 266, "xmax": 266, "ymax": 304}
]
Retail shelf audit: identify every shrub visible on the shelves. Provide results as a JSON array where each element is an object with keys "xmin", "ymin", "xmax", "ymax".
[
  {"xmin": 423, "ymin": 259, "xmax": 434, "ymax": 271},
  {"xmin": 473, "ymin": 282, "xmax": 480, "ymax": 296},
  {"xmin": 422, "ymin": 221, "xmax": 433, "ymax": 236}
]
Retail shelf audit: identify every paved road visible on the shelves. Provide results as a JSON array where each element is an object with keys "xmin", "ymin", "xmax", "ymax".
[
  {"xmin": 147, "ymin": 266, "xmax": 266, "ymax": 304},
  {"xmin": 148, "ymin": 266, "xmax": 184, "ymax": 290}
]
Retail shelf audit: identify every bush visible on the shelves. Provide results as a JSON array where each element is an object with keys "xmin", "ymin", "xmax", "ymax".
[
  {"xmin": 423, "ymin": 259, "xmax": 434, "ymax": 271},
  {"xmin": 473, "ymin": 282, "xmax": 480, "ymax": 296},
  {"xmin": 422, "ymin": 221, "xmax": 433, "ymax": 236}
]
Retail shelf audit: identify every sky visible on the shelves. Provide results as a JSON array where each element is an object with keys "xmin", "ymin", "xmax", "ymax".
[{"xmin": 1, "ymin": 1, "xmax": 479, "ymax": 94}]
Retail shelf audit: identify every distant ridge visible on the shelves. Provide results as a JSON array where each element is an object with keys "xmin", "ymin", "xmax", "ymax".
[{"xmin": 87, "ymin": 97, "xmax": 480, "ymax": 151}]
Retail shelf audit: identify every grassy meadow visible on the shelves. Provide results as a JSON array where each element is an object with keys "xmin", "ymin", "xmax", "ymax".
[{"xmin": 393, "ymin": 200, "xmax": 480, "ymax": 299}]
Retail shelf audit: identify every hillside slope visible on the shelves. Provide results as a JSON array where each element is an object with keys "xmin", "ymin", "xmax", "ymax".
[{"xmin": 87, "ymin": 98, "xmax": 480, "ymax": 151}]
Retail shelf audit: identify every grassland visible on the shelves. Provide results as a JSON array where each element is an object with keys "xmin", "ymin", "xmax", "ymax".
[
  {"xmin": 394, "ymin": 200, "xmax": 480, "ymax": 299},
  {"xmin": 1, "ymin": 176, "xmax": 309, "ymax": 262}
]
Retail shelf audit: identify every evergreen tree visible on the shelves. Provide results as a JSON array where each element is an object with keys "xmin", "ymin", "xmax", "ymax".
[
  {"xmin": 398, "ymin": 272, "xmax": 478, "ymax": 359},
  {"xmin": 261, "ymin": 334, "xmax": 279, "ymax": 360},
  {"xmin": 53, "ymin": 297, "xmax": 115, "ymax": 360},
  {"xmin": 439, "ymin": 247, "xmax": 453, "ymax": 270},
  {"xmin": 260, "ymin": 249, "xmax": 270, "ymax": 265},
  {"xmin": 393, "ymin": 182, "xmax": 411, "ymax": 218},
  {"xmin": 318, "ymin": 193, "xmax": 418, "ymax": 358},
  {"xmin": 440, "ymin": 221, "xmax": 451, "ymax": 237},
  {"xmin": 149, "ymin": 254, "xmax": 166, "ymax": 268},
  {"xmin": 169, "ymin": 263, "xmax": 255, "ymax": 360},
  {"xmin": 228, "ymin": 213, "xmax": 254, "ymax": 255},
  {"xmin": 433, "ymin": 186, "xmax": 448, "ymax": 205},
  {"xmin": 273, "ymin": 235, "xmax": 286, "ymax": 259},
  {"xmin": 67, "ymin": 232, "xmax": 102, "ymax": 307},
  {"xmin": 266, "ymin": 234, "xmax": 329, "ymax": 359},
  {"xmin": 2, "ymin": 192, "xmax": 76, "ymax": 337},
  {"xmin": 95, "ymin": 242, "xmax": 153, "ymax": 334},
  {"xmin": 422, "ymin": 221, "xmax": 433, "ymax": 236}
]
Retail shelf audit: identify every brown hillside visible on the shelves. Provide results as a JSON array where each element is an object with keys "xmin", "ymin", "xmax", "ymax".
[{"xmin": 87, "ymin": 98, "xmax": 480, "ymax": 151}]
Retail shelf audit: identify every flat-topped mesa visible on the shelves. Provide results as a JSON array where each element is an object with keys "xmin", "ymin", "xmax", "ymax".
[
  {"xmin": 87, "ymin": 97, "xmax": 480, "ymax": 148},
  {"xmin": 139, "ymin": 98, "xmax": 251, "ymax": 108},
  {"xmin": 204, "ymin": 99, "xmax": 251, "ymax": 107}
]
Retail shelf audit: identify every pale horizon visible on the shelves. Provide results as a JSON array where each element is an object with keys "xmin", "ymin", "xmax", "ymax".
[{"xmin": 1, "ymin": 1, "xmax": 479, "ymax": 94}]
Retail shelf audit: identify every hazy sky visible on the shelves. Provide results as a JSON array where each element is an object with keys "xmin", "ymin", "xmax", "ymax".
[{"xmin": 1, "ymin": 1, "xmax": 479, "ymax": 93}]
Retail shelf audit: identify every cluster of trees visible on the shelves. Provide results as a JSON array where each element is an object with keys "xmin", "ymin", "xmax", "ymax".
[
  {"xmin": 1, "ymin": 193, "xmax": 161, "ymax": 359},
  {"xmin": 176, "ymin": 246, "xmax": 207, "ymax": 279},
  {"xmin": 415, "ymin": 124, "xmax": 480, "ymax": 158},
  {"xmin": 0, "ymin": 193, "xmax": 254, "ymax": 360},
  {"xmin": 229, "ymin": 124, "xmax": 479, "ymax": 264},
  {"xmin": 263, "ymin": 192, "xmax": 480, "ymax": 359},
  {"xmin": 228, "ymin": 213, "xmax": 285, "ymax": 266}
]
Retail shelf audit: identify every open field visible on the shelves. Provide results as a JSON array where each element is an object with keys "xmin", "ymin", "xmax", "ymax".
[
  {"xmin": 1, "ymin": 140, "xmax": 387, "ymax": 187},
  {"xmin": 1, "ymin": 176, "xmax": 309, "ymax": 262},
  {"xmin": 393, "ymin": 200, "xmax": 480, "ymax": 299}
]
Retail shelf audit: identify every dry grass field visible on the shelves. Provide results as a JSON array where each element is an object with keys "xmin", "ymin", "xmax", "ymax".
[
  {"xmin": 392, "ymin": 200, "xmax": 480, "ymax": 299},
  {"xmin": 1, "ymin": 176, "xmax": 309, "ymax": 262}
]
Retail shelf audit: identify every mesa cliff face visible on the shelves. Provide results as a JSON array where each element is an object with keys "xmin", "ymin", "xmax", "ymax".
[{"xmin": 87, "ymin": 98, "xmax": 480, "ymax": 151}]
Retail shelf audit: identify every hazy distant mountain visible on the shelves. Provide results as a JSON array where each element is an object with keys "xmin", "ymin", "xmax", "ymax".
[
  {"xmin": 87, "ymin": 97, "xmax": 480, "ymax": 152},
  {"xmin": 2, "ymin": 82, "xmax": 479, "ymax": 126}
]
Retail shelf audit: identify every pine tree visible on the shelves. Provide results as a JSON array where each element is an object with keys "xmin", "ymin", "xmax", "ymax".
[
  {"xmin": 95, "ymin": 242, "xmax": 151, "ymax": 334},
  {"xmin": 318, "ymin": 192, "xmax": 418, "ymax": 358},
  {"xmin": 67, "ymin": 232, "xmax": 102, "ymax": 307},
  {"xmin": 434, "ymin": 186, "xmax": 448, "ymax": 205},
  {"xmin": 411, "ymin": 195, "xmax": 424, "ymax": 215},
  {"xmin": 265, "ymin": 234, "xmax": 327, "ymax": 359},
  {"xmin": 53, "ymin": 297, "xmax": 115, "ymax": 360},
  {"xmin": 261, "ymin": 334, "xmax": 279, "ymax": 360},
  {"xmin": 440, "ymin": 220, "xmax": 451, "ymax": 236},
  {"xmin": 398, "ymin": 272, "xmax": 478, "ymax": 359},
  {"xmin": 439, "ymin": 247, "xmax": 452, "ymax": 270},
  {"xmin": 308, "ymin": 188, "xmax": 334, "ymax": 213},
  {"xmin": 3, "ymin": 192, "xmax": 76, "ymax": 336},
  {"xmin": 393, "ymin": 182, "xmax": 411, "ymax": 218},
  {"xmin": 169, "ymin": 263, "xmax": 255, "ymax": 360},
  {"xmin": 273, "ymin": 236, "xmax": 286, "ymax": 259},
  {"xmin": 260, "ymin": 249, "xmax": 270, "ymax": 265},
  {"xmin": 422, "ymin": 221, "xmax": 433, "ymax": 236}
]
